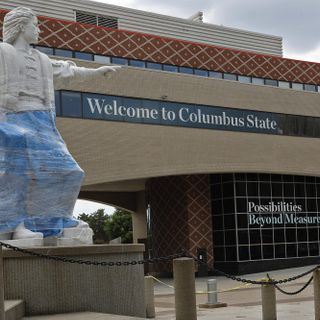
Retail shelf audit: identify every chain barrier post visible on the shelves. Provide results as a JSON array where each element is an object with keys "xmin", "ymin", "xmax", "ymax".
[
  {"xmin": 0, "ymin": 246, "xmax": 4, "ymax": 320},
  {"xmin": 199, "ymin": 279, "xmax": 227, "ymax": 309},
  {"xmin": 313, "ymin": 269, "xmax": 320, "ymax": 320},
  {"xmin": 145, "ymin": 276, "xmax": 155, "ymax": 318},
  {"xmin": 261, "ymin": 277, "xmax": 277, "ymax": 320},
  {"xmin": 173, "ymin": 257, "xmax": 197, "ymax": 320}
]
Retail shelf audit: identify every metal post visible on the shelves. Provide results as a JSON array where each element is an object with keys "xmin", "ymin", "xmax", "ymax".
[
  {"xmin": 314, "ymin": 269, "xmax": 320, "ymax": 320},
  {"xmin": 0, "ymin": 246, "xmax": 4, "ymax": 320},
  {"xmin": 261, "ymin": 281, "xmax": 277, "ymax": 320},
  {"xmin": 207, "ymin": 279, "xmax": 218, "ymax": 304},
  {"xmin": 145, "ymin": 276, "xmax": 155, "ymax": 318},
  {"xmin": 173, "ymin": 257, "xmax": 197, "ymax": 320}
]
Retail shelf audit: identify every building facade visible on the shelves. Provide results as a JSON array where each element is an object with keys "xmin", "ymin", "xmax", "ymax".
[{"xmin": 2, "ymin": 0, "xmax": 320, "ymax": 274}]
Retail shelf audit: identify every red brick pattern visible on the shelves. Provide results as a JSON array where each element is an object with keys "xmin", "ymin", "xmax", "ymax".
[
  {"xmin": 1, "ymin": 9, "xmax": 320, "ymax": 84},
  {"xmin": 147, "ymin": 175, "xmax": 213, "ymax": 273}
]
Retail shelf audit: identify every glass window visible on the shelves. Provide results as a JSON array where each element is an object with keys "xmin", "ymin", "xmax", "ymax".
[
  {"xmin": 35, "ymin": 46, "xmax": 54, "ymax": 55},
  {"xmin": 179, "ymin": 66, "xmax": 194, "ymax": 74},
  {"xmin": 224, "ymin": 73, "xmax": 237, "ymax": 81},
  {"xmin": 252, "ymin": 77, "xmax": 264, "ymax": 85},
  {"xmin": 238, "ymin": 75, "xmax": 251, "ymax": 83},
  {"xmin": 55, "ymin": 48, "xmax": 73, "ymax": 57},
  {"xmin": 112, "ymin": 57, "xmax": 128, "ymax": 65},
  {"xmin": 194, "ymin": 69, "xmax": 208, "ymax": 77},
  {"xmin": 129, "ymin": 60, "xmax": 146, "ymax": 68},
  {"xmin": 163, "ymin": 64, "xmax": 178, "ymax": 72},
  {"xmin": 146, "ymin": 62, "xmax": 162, "ymax": 70},
  {"xmin": 292, "ymin": 82, "xmax": 303, "ymax": 90},
  {"xmin": 94, "ymin": 55, "xmax": 111, "ymax": 64},
  {"xmin": 74, "ymin": 51, "xmax": 93, "ymax": 61},
  {"xmin": 209, "ymin": 71, "xmax": 223, "ymax": 79},
  {"xmin": 278, "ymin": 81, "xmax": 290, "ymax": 89},
  {"xmin": 304, "ymin": 84, "xmax": 317, "ymax": 92},
  {"xmin": 61, "ymin": 91, "xmax": 82, "ymax": 118},
  {"xmin": 264, "ymin": 79, "xmax": 278, "ymax": 86}
]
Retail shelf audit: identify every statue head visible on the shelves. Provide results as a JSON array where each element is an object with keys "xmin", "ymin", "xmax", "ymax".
[{"xmin": 3, "ymin": 7, "xmax": 37, "ymax": 44}]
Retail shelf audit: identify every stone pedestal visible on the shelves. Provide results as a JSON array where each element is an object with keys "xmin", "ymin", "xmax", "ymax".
[{"xmin": 2, "ymin": 244, "xmax": 145, "ymax": 317}]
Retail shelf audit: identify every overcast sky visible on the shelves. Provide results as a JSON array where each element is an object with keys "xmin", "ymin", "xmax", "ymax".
[
  {"xmin": 74, "ymin": 0, "xmax": 320, "ymax": 216},
  {"xmin": 90, "ymin": 0, "xmax": 320, "ymax": 63}
]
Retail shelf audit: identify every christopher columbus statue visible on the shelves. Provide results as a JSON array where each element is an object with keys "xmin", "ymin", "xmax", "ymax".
[{"xmin": 0, "ymin": 7, "xmax": 119, "ymax": 244}]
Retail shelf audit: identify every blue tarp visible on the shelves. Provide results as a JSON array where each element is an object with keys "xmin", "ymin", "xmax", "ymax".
[{"xmin": 0, "ymin": 110, "xmax": 84, "ymax": 237}]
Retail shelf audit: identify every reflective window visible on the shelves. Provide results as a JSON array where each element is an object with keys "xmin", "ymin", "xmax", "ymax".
[
  {"xmin": 292, "ymin": 82, "xmax": 303, "ymax": 90},
  {"xmin": 278, "ymin": 81, "xmax": 290, "ymax": 89},
  {"xmin": 264, "ymin": 79, "xmax": 278, "ymax": 86},
  {"xmin": 55, "ymin": 48, "xmax": 73, "ymax": 57},
  {"xmin": 94, "ymin": 55, "xmax": 111, "ymax": 64},
  {"xmin": 304, "ymin": 84, "xmax": 317, "ymax": 92},
  {"xmin": 238, "ymin": 75, "xmax": 251, "ymax": 83},
  {"xmin": 163, "ymin": 64, "xmax": 178, "ymax": 72},
  {"xmin": 129, "ymin": 60, "xmax": 146, "ymax": 68},
  {"xmin": 209, "ymin": 71, "xmax": 223, "ymax": 79},
  {"xmin": 179, "ymin": 66, "xmax": 194, "ymax": 74},
  {"xmin": 35, "ymin": 46, "xmax": 54, "ymax": 55},
  {"xmin": 194, "ymin": 69, "xmax": 209, "ymax": 77},
  {"xmin": 252, "ymin": 77, "xmax": 264, "ymax": 85},
  {"xmin": 146, "ymin": 62, "xmax": 162, "ymax": 70},
  {"xmin": 74, "ymin": 51, "xmax": 93, "ymax": 61},
  {"xmin": 224, "ymin": 73, "xmax": 237, "ymax": 81},
  {"xmin": 61, "ymin": 91, "xmax": 82, "ymax": 118},
  {"xmin": 112, "ymin": 57, "xmax": 128, "ymax": 65}
]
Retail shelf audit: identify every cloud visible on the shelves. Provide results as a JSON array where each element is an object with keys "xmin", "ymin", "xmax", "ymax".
[{"xmin": 92, "ymin": 0, "xmax": 320, "ymax": 61}]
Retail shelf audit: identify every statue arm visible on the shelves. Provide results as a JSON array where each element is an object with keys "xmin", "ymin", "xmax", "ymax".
[{"xmin": 51, "ymin": 59, "xmax": 120, "ymax": 88}]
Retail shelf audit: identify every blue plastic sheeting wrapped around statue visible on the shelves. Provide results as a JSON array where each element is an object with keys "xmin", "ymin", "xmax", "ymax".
[{"xmin": 0, "ymin": 110, "xmax": 84, "ymax": 237}]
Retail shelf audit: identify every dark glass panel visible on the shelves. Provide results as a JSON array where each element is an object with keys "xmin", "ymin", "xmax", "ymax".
[
  {"xmin": 263, "ymin": 245, "xmax": 274, "ymax": 259},
  {"xmin": 247, "ymin": 182, "xmax": 259, "ymax": 196},
  {"xmin": 298, "ymin": 243, "xmax": 308, "ymax": 257},
  {"xmin": 275, "ymin": 244, "xmax": 285, "ymax": 258},
  {"xmin": 225, "ymin": 230, "xmax": 237, "ymax": 245},
  {"xmin": 262, "ymin": 229, "xmax": 273, "ymax": 244},
  {"xmin": 211, "ymin": 184, "xmax": 222, "ymax": 199},
  {"xmin": 274, "ymin": 229, "xmax": 285, "ymax": 242},
  {"xmin": 211, "ymin": 174, "xmax": 221, "ymax": 184},
  {"xmin": 214, "ymin": 247, "xmax": 225, "ymax": 261},
  {"xmin": 212, "ymin": 200, "xmax": 223, "ymax": 215},
  {"xmin": 74, "ymin": 51, "xmax": 93, "ymax": 61},
  {"xmin": 55, "ymin": 48, "xmax": 73, "ymax": 57},
  {"xmin": 61, "ymin": 91, "xmax": 82, "ymax": 118},
  {"xmin": 285, "ymin": 228, "xmax": 297, "ymax": 242},
  {"xmin": 283, "ymin": 183, "xmax": 294, "ymax": 197},
  {"xmin": 223, "ymin": 182, "xmax": 234, "ymax": 198},
  {"xmin": 271, "ymin": 183, "xmax": 282, "ymax": 197},
  {"xmin": 237, "ymin": 213, "xmax": 248, "ymax": 228},
  {"xmin": 250, "ymin": 245, "xmax": 262, "ymax": 260},
  {"xmin": 236, "ymin": 198, "xmax": 247, "ymax": 213},
  {"xmin": 238, "ymin": 230, "xmax": 249, "ymax": 244},
  {"xmin": 306, "ymin": 184, "xmax": 316, "ymax": 197},
  {"xmin": 297, "ymin": 229, "xmax": 307, "ymax": 241},
  {"xmin": 308, "ymin": 228, "xmax": 318, "ymax": 241},
  {"xmin": 260, "ymin": 182, "xmax": 271, "ymax": 197},
  {"xmin": 309, "ymin": 243, "xmax": 319, "ymax": 256},
  {"xmin": 224, "ymin": 214, "xmax": 235, "ymax": 229},
  {"xmin": 286, "ymin": 244, "xmax": 297, "ymax": 257},
  {"xmin": 238, "ymin": 246, "xmax": 250, "ymax": 261},
  {"xmin": 212, "ymin": 215, "xmax": 223, "ymax": 230},
  {"xmin": 213, "ymin": 231, "xmax": 224, "ymax": 245},
  {"xmin": 249, "ymin": 229, "xmax": 261, "ymax": 244},
  {"xmin": 225, "ymin": 247, "xmax": 237, "ymax": 261},
  {"xmin": 235, "ymin": 182, "xmax": 246, "ymax": 196},
  {"xmin": 223, "ymin": 199, "xmax": 235, "ymax": 214}
]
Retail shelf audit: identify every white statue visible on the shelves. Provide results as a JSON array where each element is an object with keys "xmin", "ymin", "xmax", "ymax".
[{"xmin": 0, "ymin": 7, "xmax": 120, "ymax": 245}]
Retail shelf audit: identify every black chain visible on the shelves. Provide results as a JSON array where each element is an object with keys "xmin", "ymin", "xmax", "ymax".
[
  {"xmin": 190, "ymin": 252, "xmax": 319, "ymax": 286},
  {"xmin": 0, "ymin": 241, "xmax": 186, "ymax": 266},
  {"xmin": 270, "ymin": 273, "xmax": 314, "ymax": 295}
]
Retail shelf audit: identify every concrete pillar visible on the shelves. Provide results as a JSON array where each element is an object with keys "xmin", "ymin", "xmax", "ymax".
[
  {"xmin": 261, "ymin": 282, "xmax": 276, "ymax": 320},
  {"xmin": 0, "ymin": 247, "xmax": 4, "ymax": 320},
  {"xmin": 173, "ymin": 257, "xmax": 197, "ymax": 320},
  {"xmin": 132, "ymin": 191, "xmax": 147, "ymax": 243},
  {"xmin": 314, "ymin": 269, "xmax": 320, "ymax": 320},
  {"xmin": 145, "ymin": 276, "xmax": 155, "ymax": 318}
]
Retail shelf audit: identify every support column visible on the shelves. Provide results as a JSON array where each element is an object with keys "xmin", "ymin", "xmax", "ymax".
[{"xmin": 132, "ymin": 191, "xmax": 147, "ymax": 243}]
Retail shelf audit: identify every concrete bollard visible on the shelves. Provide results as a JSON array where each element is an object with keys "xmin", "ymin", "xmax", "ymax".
[
  {"xmin": 261, "ymin": 280, "xmax": 277, "ymax": 320},
  {"xmin": 0, "ymin": 246, "xmax": 4, "ymax": 320},
  {"xmin": 313, "ymin": 269, "xmax": 320, "ymax": 320},
  {"xmin": 145, "ymin": 276, "xmax": 155, "ymax": 318},
  {"xmin": 173, "ymin": 257, "xmax": 197, "ymax": 320}
]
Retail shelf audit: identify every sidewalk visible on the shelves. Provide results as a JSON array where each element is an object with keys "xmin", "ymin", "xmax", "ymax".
[{"xmin": 23, "ymin": 264, "xmax": 317, "ymax": 319}]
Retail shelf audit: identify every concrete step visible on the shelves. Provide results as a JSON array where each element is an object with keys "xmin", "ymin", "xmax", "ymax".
[
  {"xmin": 5, "ymin": 300, "xmax": 25, "ymax": 320},
  {"xmin": 22, "ymin": 312, "xmax": 146, "ymax": 319}
]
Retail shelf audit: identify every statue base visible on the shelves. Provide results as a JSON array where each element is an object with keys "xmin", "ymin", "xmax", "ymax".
[{"xmin": 0, "ymin": 227, "xmax": 93, "ymax": 247}]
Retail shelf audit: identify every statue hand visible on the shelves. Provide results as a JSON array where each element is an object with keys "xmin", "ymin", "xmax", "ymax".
[{"xmin": 96, "ymin": 65, "xmax": 121, "ymax": 77}]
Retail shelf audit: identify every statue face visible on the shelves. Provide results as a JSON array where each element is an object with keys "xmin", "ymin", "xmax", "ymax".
[{"xmin": 21, "ymin": 16, "xmax": 40, "ymax": 45}]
